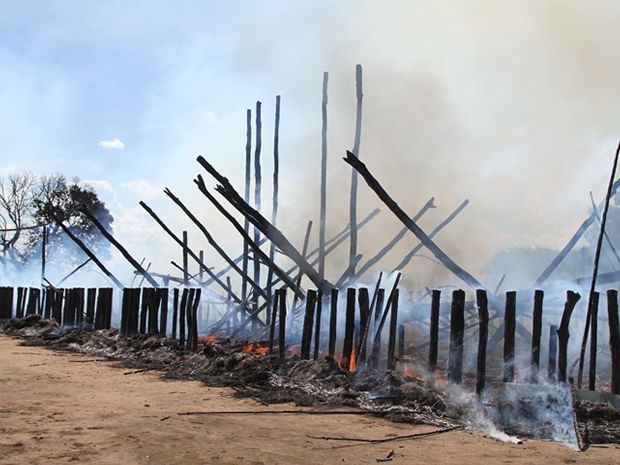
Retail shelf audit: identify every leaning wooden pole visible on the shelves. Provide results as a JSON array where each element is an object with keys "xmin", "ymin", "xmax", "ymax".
[
  {"xmin": 348, "ymin": 64, "xmax": 363, "ymax": 285},
  {"xmin": 577, "ymin": 138, "xmax": 620, "ymax": 388},
  {"xmin": 51, "ymin": 213, "xmax": 124, "ymax": 289},
  {"xmin": 80, "ymin": 207, "xmax": 159, "ymax": 287},
  {"xmin": 343, "ymin": 151, "xmax": 484, "ymax": 289}
]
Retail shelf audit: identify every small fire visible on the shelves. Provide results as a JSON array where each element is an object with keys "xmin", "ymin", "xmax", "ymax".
[{"xmin": 240, "ymin": 341, "xmax": 270, "ymax": 357}]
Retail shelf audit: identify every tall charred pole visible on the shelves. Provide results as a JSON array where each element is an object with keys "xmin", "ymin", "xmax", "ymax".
[
  {"xmin": 266, "ymin": 96, "xmax": 281, "ymax": 304},
  {"xmin": 253, "ymin": 101, "xmax": 263, "ymax": 323},
  {"xmin": 319, "ymin": 72, "xmax": 328, "ymax": 281},
  {"xmin": 348, "ymin": 64, "xmax": 363, "ymax": 285},
  {"xmin": 242, "ymin": 108, "xmax": 252, "ymax": 304}
]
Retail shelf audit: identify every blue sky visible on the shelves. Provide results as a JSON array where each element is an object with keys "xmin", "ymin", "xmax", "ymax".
[{"xmin": 2, "ymin": 1, "xmax": 620, "ymax": 290}]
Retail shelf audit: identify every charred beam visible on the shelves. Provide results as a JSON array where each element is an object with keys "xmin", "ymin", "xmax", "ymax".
[{"xmin": 344, "ymin": 151, "xmax": 483, "ymax": 290}]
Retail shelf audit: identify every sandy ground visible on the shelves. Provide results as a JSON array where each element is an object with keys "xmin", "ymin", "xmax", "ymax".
[{"xmin": 1, "ymin": 334, "xmax": 620, "ymax": 465}]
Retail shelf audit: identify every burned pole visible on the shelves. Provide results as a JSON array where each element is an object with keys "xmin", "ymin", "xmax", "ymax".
[
  {"xmin": 448, "ymin": 289, "xmax": 465, "ymax": 385},
  {"xmin": 344, "ymin": 151, "xmax": 484, "ymax": 290},
  {"xmin": 428, "ymin": 289, "xmax": 441, "ymax": 389},
  {"xmin": 348, "ymin": 64, "xmax": 363, "ymax": 285},
  {"xmin": 197, "ymin": 157, "xmax": 333, "ymax": 294},
  {"xmin": 319, "ymin": 71, "xmax": 328, "ymax": 281},
  {"xmin": 503, "ymin": 291, "xmax": 516, "ymax": 383},
  {"xmin": 530, "ymin": 290, "xmax": 544, "ymax": 384},
  {"xmin": 329, "ymin": 288, "xmax": 338, "ymax": 359},
  {"xmin": 252, "ymin": 100, "xmax": 263, "ymax": 325},
  {"xmin": 266, "ymin": 95, "xmax": 281, "ymax": 303},
  {"xmin": 476, "ymin": 289, "xmax": 489, "ymax": 397},
  {"xmin": 578, "ymin": 139, "xmax": 620, "ymax": 388},
  {"xmin": 589, "ymin": 291, "xmax": 599, "ymax": 391},
  {"xmin": 558, "ymin": 291, "xmax": 581, "ymax": 383},
  {"xmin": 80, "ymin": 207, "xmax": 158, "ymax": 287},
  {"xmin": 242, "ymin": 108, "xmax": 252, "ymax": 305},
  {"xmin": 50, "ymin": 213, "xmax": 124, "ymax": 289}
]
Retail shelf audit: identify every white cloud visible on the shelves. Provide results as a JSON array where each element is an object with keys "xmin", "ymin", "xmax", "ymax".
[
  {"xmin": 97, "ymin": 138, "xmax": 125, "ymax": 149},
  {"xmin": 206, "ymin": 111, "xmax": 218, "ymax": 123},
  {"xmin": 121, "ymin": 180, "xmax": 163, "ymax": 199}
]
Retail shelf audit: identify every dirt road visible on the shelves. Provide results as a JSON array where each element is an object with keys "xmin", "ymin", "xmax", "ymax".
[{"xmin": 1, "ymin": 334, "xmax": 619, "ymax": 464}]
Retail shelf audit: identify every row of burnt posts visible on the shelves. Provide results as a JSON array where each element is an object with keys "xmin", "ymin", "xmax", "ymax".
[{"xmin": 1, "ymin": 285, "xmax": 619, "ymax": 395}]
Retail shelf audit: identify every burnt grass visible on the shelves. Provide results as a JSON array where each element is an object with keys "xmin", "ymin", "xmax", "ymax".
[{"xmin": 2, "ymin": 314, "xmax": 620, "ymax": 445}]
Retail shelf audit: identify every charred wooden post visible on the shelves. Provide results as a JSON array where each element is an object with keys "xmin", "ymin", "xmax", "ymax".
[
  {"xmin": 86, "ymin": 288, "xmax": 96, "ymax": 326},
  {"xmin": 158, "ymin": 288, "xmax": 169, "ymax": 335},
  {"xmin": 476, "ymin": 289, "xmax": 489, "ymax": 397},
  {"xmin": 269, "ymin": 290, "xmax": 279, "ymax": 354},
  {"xmin": 0, "ymin": 287, "xmax": 14, "ymax": 319},
  {"xmin": 343, "ymin": 152, "xmax": 484, "ymax": 290},
  {"xmin": 547, "ymin": 325, "xmax": 558, "ymax": 380},
  {"xmin": 278, "ymin": 288, "xmax": 287, "ymax": 363},
  {"xmin": 313, "ymin": 291, "xmax": 323, "ymax": 360},
  {"xmin": 589, "ymin": 291, "xmax": 600, "ymax": 391},
  {"xmin": 503, "ymin": 291, "xmax": 516, "ymax": 383},
  {"xmin": 428, "ymin": 289, "xmax": 441, "ymax": 389},
  {"xmin": 368, "ymin": 274, "xmax": 401, "ymax": 369},
  {"xmin": 171, "ymin": 288, "xmax": 179, "ymax": 340},
  {"xmin": 179, "ymin": 289, "xmax": 188, "ymax": 347},
  {"xmin": 448, "ymin": 289, "xmax": 465, "ymax": 385},
  {"xmin": 52, "ymin": 288, "xmax": 64, "ymax": 323},
  {"xmin": 356, "ymin": 274, "xmax": 383, "ymax": 369},
  {"xmin": 607, "ymin": 289, "xmax": 620, "ymax": 394},
  {"xmin": 95, "ymin": 288, "xmax": 113, "ymax": 330},
  {"xmin": 357, "ymin": 287, "xmax": 370, "ymax": 367},
  {"xmin": 387, "ymin": 288, "xmax": 399, "ymax": 371},
  {"xmin": 186, "ymin": 288, "xmax": 201, "ymax": 352},
  {"xmin": 548, "ymin": 325, "xmax": 558, "ymax": 381},
  {"xmin": 139, "ymin": 288, "xmax": 149, "ymax": 334},
  {"xmin": 558, "ymin": 291, "xmax": 581, "ymax": 383},
  {"xmin": 530, "ymin": 290, "xmax": 544, "ymax": 384},
  {"xmin": 372, "ymin": 288, "xmax": 386, "ymax": 370},
  {"xmin": 300, "ymin": 289, "xmax": 318, "ymax": 360},
  {"xmin": 341, "ymin": 288, "xmax": 357, "ymax": 371},
  {"xmin": 16, "ymin": 287, "xmax": 26, "ymax": 318},
  {"xmin": 26, "ymin": 287, "xmax": 41, "ymax": 316},
  {"xmin": 329, "ymin": 288, "xmax": 338, "ymax": 359},
  {"xmin": 398, "ymin": 323, "xmax": 405, "ymax": 369},
  {"xmin": 121, "ymin": 288, "xmax": 140, "ymax": 337}
]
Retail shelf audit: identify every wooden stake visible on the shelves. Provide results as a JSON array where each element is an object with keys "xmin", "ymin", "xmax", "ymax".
[
  {"xmin": 530, "ymin": 290, "xmax": 544, "ymax": 384},
  {"xmin": 476, "ymin": 289, "xmax": 488, "ymax": 397},
  {"xmin": 448, "ymin": 289, "xmax": 465, "ymax": 385},
  {"xmin": 607, "ymin": 290, "xmax": 620, "ymax": 394},
  {"xmin": 503, "ymin": 291, "xmax": 516, "ymax": 383}
]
